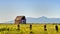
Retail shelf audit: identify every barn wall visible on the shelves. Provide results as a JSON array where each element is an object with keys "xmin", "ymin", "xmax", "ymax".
[{"xmin": 15, "ymin": 16, "xmax": 26, "ymax": 24}]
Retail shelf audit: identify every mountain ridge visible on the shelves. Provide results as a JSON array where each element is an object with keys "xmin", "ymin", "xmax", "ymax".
[{"xmin": 5, "ymin": 16, "xmax": 60, "ymax": 23}]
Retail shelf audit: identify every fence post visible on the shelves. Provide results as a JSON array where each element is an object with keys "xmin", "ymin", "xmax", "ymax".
[
  {"xmin": 44, "ymin": 24, "xmax": 47, "ymax": 31},
  {"xmin": 17, "ymin": 24, "xmax": 20, "ymax": 30},
  {"xmin": 30, "ymin": 24, "xmax": 33, "ymax": 34},
  {"xmin": 30, "ymin": 24, "xmax": 32, "ymax": 30},
  {"xmin": 55, "ymin": 25, "xmax": 58, "ymax": 32}
]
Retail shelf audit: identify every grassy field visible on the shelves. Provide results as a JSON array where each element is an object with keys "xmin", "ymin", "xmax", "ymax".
[{"xmin": 0, "ymin": 24, "xmax": 60, "ymax": 34}]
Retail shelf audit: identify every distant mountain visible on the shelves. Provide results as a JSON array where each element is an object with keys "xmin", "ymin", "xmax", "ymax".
[
  {"xmin": 5, "ymin": 16, "xmax": 60, "ymax": 23},
  {"xmin": 5, "ymin": 20, "xmax": 14, "ymax": 24}
]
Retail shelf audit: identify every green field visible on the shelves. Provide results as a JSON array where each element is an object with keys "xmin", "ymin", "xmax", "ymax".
[{"xmin": 0, "ymin": 24, "xmax": 60, "ymax": 34}]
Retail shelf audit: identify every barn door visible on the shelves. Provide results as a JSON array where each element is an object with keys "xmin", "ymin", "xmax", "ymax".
[{"xmin": 22, "ymin": 20, "xmax": 26, "ymax": 23}]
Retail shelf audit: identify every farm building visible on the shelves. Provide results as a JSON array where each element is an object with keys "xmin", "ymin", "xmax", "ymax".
[{"xmin": 15, "ymin": 16, "xmax": 26, "ymax": 24}]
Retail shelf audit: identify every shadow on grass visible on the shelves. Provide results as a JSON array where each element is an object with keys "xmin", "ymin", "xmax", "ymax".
[{"xmin": 30, "ymin": 31, "xmax": 34, "ymax": 34}]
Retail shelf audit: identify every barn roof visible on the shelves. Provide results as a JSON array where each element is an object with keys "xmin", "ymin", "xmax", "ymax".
[{"xmin": 15, "ymin": 16, "xmax": 25, "ymax": 20}]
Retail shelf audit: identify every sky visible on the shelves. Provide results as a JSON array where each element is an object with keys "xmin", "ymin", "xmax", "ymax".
[{"xmin": 0, "ymin": 0, "xmax": 60, "ymax": 22}]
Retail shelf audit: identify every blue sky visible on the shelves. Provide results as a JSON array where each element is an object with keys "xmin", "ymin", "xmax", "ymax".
[{"xmin": 0, "ymin": 0, "xmax": 60, "ymax": 22}]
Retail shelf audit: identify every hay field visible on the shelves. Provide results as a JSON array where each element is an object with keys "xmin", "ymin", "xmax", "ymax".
[{"xmin": 0, "ymin": 24, "xmax": 60, "ymax": 34}]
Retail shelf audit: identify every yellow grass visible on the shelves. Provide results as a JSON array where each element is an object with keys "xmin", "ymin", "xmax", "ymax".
[{"xmin": 0, "ymin": 24, "xmax": 60, "ymax": 34}]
